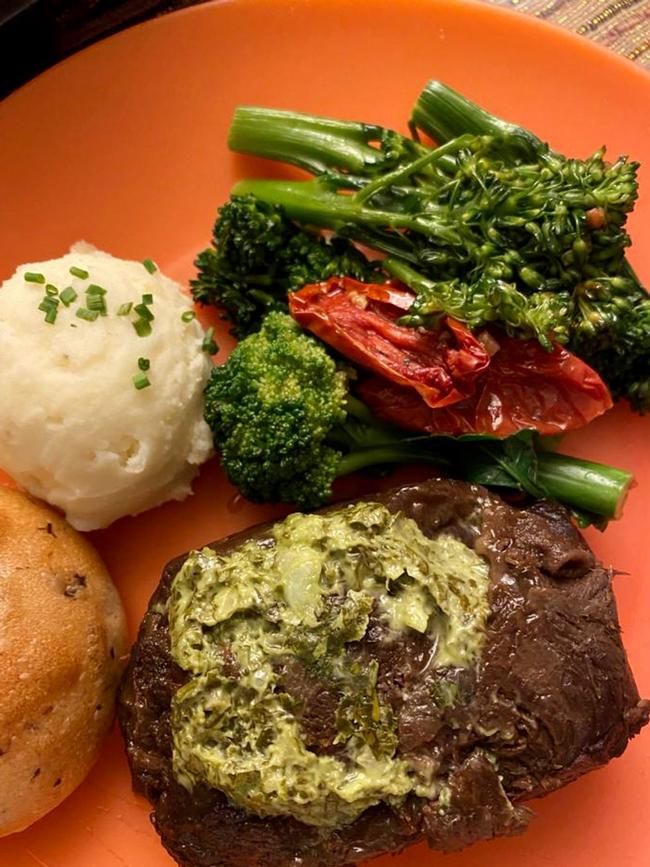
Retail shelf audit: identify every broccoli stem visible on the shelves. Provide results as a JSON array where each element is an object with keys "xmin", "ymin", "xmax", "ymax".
[
  {"xmin": 337, "ymin": 446, "xmax": 449, "ymax": 477},
  {"xmin": 409, "ymin": 81, "xmax": 543, "ymax": 151},
  {"xmin": 383, "ymin": 257, "xmax": 436, "ymax": 297},
  {"xmin": 231, "ymin": 178, "xmax": 446, "ymax": 235},
  {"xmin": 534, "ymin": 452, "xmax": 632, "ymax": 520},
  {"xmin": 229, "ymin": 107, "xmax": 426, "ymax": 177},
  {"xmin": 229, "ymin": 107, "xmax": 375, "ymax": 175},
  {"xmin": 352, "ymin": 136, "xmax": 472, "ymax": 205},
  {"xmin": 335, "ymin": 415, "xmax": 631, "ymax": 521}
]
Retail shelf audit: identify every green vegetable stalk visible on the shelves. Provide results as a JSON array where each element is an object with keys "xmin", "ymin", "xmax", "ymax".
[
  {"xmin": 409, "ymin": 81, "xmax": 650, "ymax": 408},
  {"xmin": 228, "ymin": 106, "xmax": 425, "ymax": 179},
  {"xmin": 216, "ymin": 82, "xmax": 649, "ymax": 409},
  {"xmin": 204, "ymin": 313, "xmax": 632, "ymax": 526}
]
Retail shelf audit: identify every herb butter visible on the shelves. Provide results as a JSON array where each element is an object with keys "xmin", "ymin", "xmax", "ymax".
[{"xmin": 168, "ymin": 502, "xmax": 489, "ymax": 828}]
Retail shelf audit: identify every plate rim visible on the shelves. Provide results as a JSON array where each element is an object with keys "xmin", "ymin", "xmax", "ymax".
[
  {"xmin": 0, "ymin": 2, "xmax": 649, "ymax": 866},
  {"xmin": 2, "ymin": 0, "xmax": 650, "ymax": 115}
]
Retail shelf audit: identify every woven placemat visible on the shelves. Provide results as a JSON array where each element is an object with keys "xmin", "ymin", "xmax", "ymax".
[{"xmin": 487, "ymin": 0, "xmax": 650, "ymax": 66}]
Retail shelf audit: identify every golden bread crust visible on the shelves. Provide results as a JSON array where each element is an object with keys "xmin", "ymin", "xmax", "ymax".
[{"xmin": 0, "ymin": 486, "xmax": 128, "ymax": 836}]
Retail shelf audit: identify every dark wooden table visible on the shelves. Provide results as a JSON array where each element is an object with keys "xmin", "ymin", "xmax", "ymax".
[{"xmin": 1, "ymin": 0, "xmax": 648, "ymax": 100}]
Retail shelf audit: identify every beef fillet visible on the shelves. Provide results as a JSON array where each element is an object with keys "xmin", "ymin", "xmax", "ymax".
[{"xmin": 119, "ymin": 479, "xmax": 648, "ymax": 866}]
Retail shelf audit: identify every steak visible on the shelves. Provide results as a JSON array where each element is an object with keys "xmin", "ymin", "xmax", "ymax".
[{"xmin": 119, "ymin": 479, "xmax": 648, "ymax": 866}]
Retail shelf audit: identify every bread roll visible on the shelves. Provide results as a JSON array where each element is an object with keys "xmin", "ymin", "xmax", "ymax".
[{"xmin": 0, "ymin": 486, "xmax": 128, "ymax": 836}]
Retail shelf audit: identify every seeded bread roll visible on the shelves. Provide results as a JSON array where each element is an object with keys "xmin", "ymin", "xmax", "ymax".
[{"xmin": 0, "ymin": 486, "xmax": 128, "ymax": 836}]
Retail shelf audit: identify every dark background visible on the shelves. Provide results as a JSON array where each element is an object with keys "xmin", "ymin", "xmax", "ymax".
[
  {"xmin": 0, "ymin": 0, "xmax": 199, "ymax": 97},
  {"xmin": 1, "ymin": 1, "xmax": 647, "ymax": 100}
]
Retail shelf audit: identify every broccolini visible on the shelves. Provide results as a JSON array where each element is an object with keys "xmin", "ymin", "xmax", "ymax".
[
  {"xmin": 204, "ymin": 312, "xmax": 440, "ymax": 508},
  {"xmin": 204, "ymin": 313, "xmax": 632, "ymax": 523},
  {"xmin": 225, "ymin": 82, "xmax": 649, "ymax": 408},
  {"xmin": 192, "ymin": 195, "xmax": 377, "ymax": 337}
]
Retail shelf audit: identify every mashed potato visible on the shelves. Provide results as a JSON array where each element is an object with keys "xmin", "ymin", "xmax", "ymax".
[{"xmin": 0, "ymin": 246, "xmax": 213, "ymax": 530}]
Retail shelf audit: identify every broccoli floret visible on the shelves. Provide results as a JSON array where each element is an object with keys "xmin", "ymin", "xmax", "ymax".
[
  {"xmin": 204, "ymin": 313, "xmax": 348, "ymax": 507},
  {"xmin": 572, "ymin": 291, "xmax": 650, "ymax": 411},
  {"xmin": 191, "ymin": 195, "xmax": 378, "ymax": 337},
  {"xmin": 204, "ymin": 312, "xmax": 444, "ymax": 508},
  {"xmin": 204, "ymin": 313, "xmax": 631, "ymax": 521},
  {"xmin": 227, "ymin": 84, "xmax": 648, "ymax": 409}
]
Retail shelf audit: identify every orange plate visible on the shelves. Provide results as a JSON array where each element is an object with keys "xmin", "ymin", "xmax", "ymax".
[{"xmin": 1, "ymin": 0, "xmax": 649, "ymax": 865}]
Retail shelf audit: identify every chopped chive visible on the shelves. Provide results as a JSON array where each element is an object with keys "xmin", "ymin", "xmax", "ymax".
[
  {"xmin": 76, "ymin": 307, "xmax": 99, "ymax": 322},
  {"xmin": 202, "ymin": 326, "xmax": 218, "ymax": 355},
  {"xmin": 138, "ymin": 357, "xmax": 150, "ymax": 371},
  {"xmin": 133, "ymin": 372, "xmax": 151, "ymax": 390},
  {"xmin": 181, "ymin": 310, "xmax": 196, "ymax": 322},
  {"xmin": 69, "ymin": 266, "xmax": 89, "ymax": 280},
  {"xmin": 60, "ymin": 286, "xmax": 78, "ymax": 306},
  {"xmin": 86, "ymin": 283, "xmax": 106, "ymax": 296},
  {"xmin": 142, "ymin": 258, "xmax": 157, "ymax": 275},
  {"xmin": 24, "ymin": 272, "xmax": 45, "ymax": 284},
  {"xmin": 133, "ymin": 318, "xmax": 152, "ymax": 337},
  {"xmin": 141, "ymin": 293, "xmax": 153, "ymax": 305},
  {"xmin": 117, "ymin": 301, "xmax": 133, "ymax": 316},
  {"xmin": 87, "ymin": 294, "xmax": 107, "ymax": 315},
  {"xmin": 39, "ymin": 297, "xmax": 59, "ymax": 324},
  {"xmin": 38, "ymin": 297, "xmax": 58, "ymax": 311},
  {"xmin": 134, "ymin": 303, "xmax": 154, "ymax": 321},
  {"xmin": 45, "ymin": 284, "xmax": 58, "ymax": 296}
]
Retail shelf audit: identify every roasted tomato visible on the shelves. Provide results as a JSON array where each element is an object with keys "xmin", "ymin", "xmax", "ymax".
[
  {"xmin": 358, "ymin": 331, "xmax": 613, "ymax": 437},
  {"xmin": 289, "ymin": 277, "xmax": 489, "ymax": 409}
]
